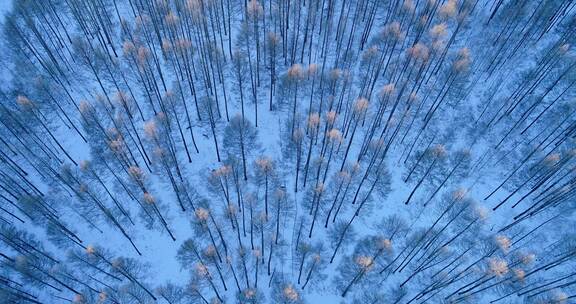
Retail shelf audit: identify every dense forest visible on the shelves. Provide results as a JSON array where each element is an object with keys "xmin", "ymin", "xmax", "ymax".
[{"xmin": 0, "ymin": 0, "xmax": 575, "ymax": 303}]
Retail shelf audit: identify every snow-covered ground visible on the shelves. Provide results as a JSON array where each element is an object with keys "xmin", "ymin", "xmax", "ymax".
[{"xmin": 1, "ymin": 0, "xmax": 575, "ymax": 304}]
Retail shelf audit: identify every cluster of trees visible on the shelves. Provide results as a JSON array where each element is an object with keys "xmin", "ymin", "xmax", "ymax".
[{"xmin": 1, "ymin": 0, "xmax": 576, "ymax": 303}]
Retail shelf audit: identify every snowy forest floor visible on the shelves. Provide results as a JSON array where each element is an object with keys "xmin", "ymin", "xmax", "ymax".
[{"xmin": 1, "ymin": 0, "xmax": 576, "ymax": 304}]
